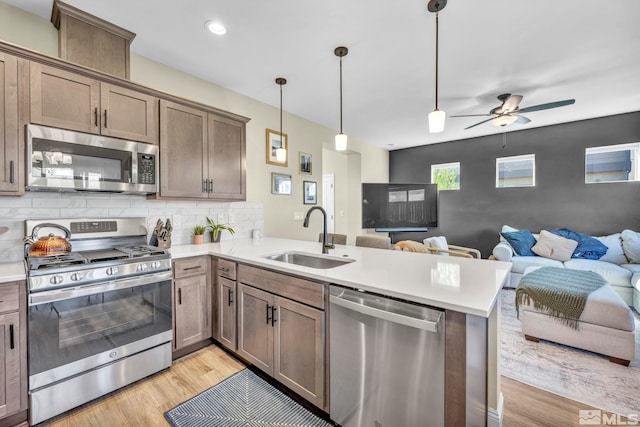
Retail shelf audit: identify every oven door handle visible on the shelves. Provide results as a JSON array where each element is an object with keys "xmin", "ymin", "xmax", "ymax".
[{"xmin": 29, "ymin": 271, "xmax": 173, "ymax": 306}]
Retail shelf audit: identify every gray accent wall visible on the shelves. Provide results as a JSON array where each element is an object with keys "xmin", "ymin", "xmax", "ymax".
[{"xmin": 389, "ymin": 111, "xmax": 640, "ymax": 257}]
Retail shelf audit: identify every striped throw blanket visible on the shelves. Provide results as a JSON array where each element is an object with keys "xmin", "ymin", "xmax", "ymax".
[{"xmin": 515, "ymin": 267, "xmax": 607, "ymax": 330}]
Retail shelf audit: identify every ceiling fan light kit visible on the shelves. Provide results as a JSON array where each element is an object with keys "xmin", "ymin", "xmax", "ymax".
[
  {"xmin": 275, "ymin": 77, "xmax": 287, "ymax": 162},
  {"xmin": 427, "ymin": 0, "xmax": 447, "ymax": 134},
  {"xmin": 491, "ymin": 115, "xmax": 518, "ymax": 127},
  {"xmin": 335, "ymin": 46, "xmax": 349, "ymax": 151}
]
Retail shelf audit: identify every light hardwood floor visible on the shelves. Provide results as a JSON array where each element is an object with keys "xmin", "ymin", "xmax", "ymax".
[
  {"xmin": 41, "ymin": 343, "xmax": 609, "ymax": 427},
  {"xmin": 44, "ymin": 345, "xmax": 244, "ymax": 426}
]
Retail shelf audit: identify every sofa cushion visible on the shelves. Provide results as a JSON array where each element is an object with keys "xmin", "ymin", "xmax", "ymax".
[
  {"xmin": 621, "ymin": 229, "xmax": 640, "ymax": 263},
  {"xmin": 520, "ymin": 284, "xmax": 634, "ymax": 331},
  {"xmin": 492, "ymin": 242, "xmax": 513, "ymax": 262},
  {"xmin": 510, "ymin": 256, "xmax": 564, "ymax": 274},
  {"xmin": 563, "ymin": 259, "xmax": 633, "ymax": 288},
  {"xmin": 424, "ymin": 236, "xmax": 449, "ymax": 256},
  {"xmin": 531, "ymin": 230, "xmax": 578, "ymax": 262},
  {"xmin": 549, "ymin": 228, "xmax": 608, "ymax": 260},
  {"xmin": 596, "ymin": 233, "xmax": 627, "ymax": 265},
  {"xmin": 500, "ymin": 229, "xmax": 537, "ymax": 256}
]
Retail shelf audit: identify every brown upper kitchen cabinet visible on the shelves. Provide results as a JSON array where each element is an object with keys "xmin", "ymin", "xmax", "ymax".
[
  {"xmin": 0, "ymin": 52, "xmax": 20, "ymax": 194},
  {"xmin": 158, "ymin": 100, "xmax": 246, "ymax": 200},
  {"xmin": 173, "ymin": 256, "xmax": 212, "ymax": 352},
  {"xmin": 29, "ymin": 62, "xmax": 158, "ymax": 144}
]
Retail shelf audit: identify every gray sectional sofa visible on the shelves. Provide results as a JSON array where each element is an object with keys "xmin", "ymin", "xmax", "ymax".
[{"xmin": 492, "ymin": 227, "xmax": 640, "ymax": 309}]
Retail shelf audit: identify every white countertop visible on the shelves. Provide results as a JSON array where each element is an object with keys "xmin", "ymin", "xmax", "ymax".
[
  {"xmin": 170, "ymin": 237, "xmax": 511, "ymax": 317},
  {"xmin": 0, "ymin": 261, "xmax": 26, "ymax": 283}
]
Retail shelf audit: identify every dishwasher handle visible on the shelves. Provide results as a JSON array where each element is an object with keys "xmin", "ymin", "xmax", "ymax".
[{"xmin": 330, "ymin": 294, "xmax": 440, "ymax": 333}]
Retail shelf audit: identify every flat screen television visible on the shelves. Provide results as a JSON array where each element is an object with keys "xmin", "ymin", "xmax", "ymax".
[{"xmin": 362, "ymin": 183, "xmax": 438, "ymax": 229}]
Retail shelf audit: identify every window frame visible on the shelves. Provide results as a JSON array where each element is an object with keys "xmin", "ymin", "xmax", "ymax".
[
  {"xmin": 495, "ymin": 154, "xmax": 536, "ymax": 188},
  {"xmin": 585, "ymin": 142, "xmax": 639, "ymax": 184},
  {"xmin": 430, "ymin": 161, "xmax": 461, "ymax": 191}
]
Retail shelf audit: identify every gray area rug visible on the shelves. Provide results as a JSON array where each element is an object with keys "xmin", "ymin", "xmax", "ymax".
[
  {"xmin": 501, "ymin": 288, "xmax": 640, "ymax": 416},
  {"xmin": 165, "ymin": 368, "xmax": 333, "ymax": 427}
]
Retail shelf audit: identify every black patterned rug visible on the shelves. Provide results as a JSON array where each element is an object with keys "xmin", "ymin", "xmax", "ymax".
[{"xmin": 164, "ymin": 368, "xmax": 333, "ymax": 427}]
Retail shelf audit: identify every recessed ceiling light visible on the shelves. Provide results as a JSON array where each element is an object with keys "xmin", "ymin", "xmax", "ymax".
[{"xmin": 205, "ymin": 20, "xmax": 227, "ymax": 35}]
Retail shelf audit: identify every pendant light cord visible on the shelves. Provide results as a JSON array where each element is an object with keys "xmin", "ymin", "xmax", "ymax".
[
  {"xmin": 435, "ymin": 12, "xmax": 439, "ymax": 110},
  {"xmin": 339, "ymin": 56, "xmax": 343, "ymax": 134},
  {"xmin": 280, "ymin": 82, "xmax": 283, "ymax": 137}
]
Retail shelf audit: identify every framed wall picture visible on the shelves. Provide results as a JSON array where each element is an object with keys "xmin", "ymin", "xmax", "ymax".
[
  {"xmin": 299, "ymin": 152, "xmax": 312, "ymax": 175},
  {"xmin": 271, "ymin": 173, "xmax": 292, "ymax": 195},
  {"xmin": 303, "ymin": 181, "xmax": 317, "ymax": 204},
  {"xmin": 266, "ymin": 128, "xmax": 288, "ymax": 166}
]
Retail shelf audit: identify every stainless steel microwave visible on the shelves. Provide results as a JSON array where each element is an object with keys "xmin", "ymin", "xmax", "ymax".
[{"xmin": 26, "ymin": 124, "xmax": 158, "ymax": 195}]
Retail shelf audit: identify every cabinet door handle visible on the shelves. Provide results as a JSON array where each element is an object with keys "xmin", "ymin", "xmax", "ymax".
[
  {"xmin": 203, "ymin": 179, "xmax": 208, "ymax": 193},
  {"xmin": 208, "ymin": 179, "xmax": 214, "ymax": 193},
  {"xmin": 9, "ymin": 160, "xmax": 14, "ymax": 184},
  {"xmin": 228, "ymin": 288, "xmax": 233, "ymax": 306},
  {"xmin": 271, "ymin": 306, "xmax": 277, "ymax": 326},
  {"xmin": 266, "ymin": 304, "xmax": 271, "ymax": 324},
  {"xmin": 9, "ymin": 324, "xmax": 14, "ymax": 350},
  {"xmin": 183, "ymin": 265, "xmax": 202, "ymax": 271},
  {"xmin": 94, "ymin": 107, "xmax": 98, "ymax": 126},
  {"xmin": 104, "ymin": 109, "xmax": 108, "ymax": 128},
  {"xmin": 178, "ymin": 288, "xmax": 182, "ymax": 305}
]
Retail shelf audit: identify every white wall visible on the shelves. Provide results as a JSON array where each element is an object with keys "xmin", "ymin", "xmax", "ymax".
[{"xmin": 0, "ymin": 2, "xmax": 388, "ymax": 249}]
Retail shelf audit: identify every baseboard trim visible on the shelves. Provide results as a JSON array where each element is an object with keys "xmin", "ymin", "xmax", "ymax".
[{"xmin": 488, "ymin": 392, "xmax": 504, "ymax": 427}]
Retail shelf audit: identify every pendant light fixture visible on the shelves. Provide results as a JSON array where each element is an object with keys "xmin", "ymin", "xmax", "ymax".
[
  {"xmin": 275, "ymin": 77, "xmax": 287, "ymax": 162},
  {"xmin": 428, "ymin": 0, "xmax": 447, "ymax": 133},
  {"xmin": 334, "ymin": 46, "xmax": 349, "ymax": 151}
]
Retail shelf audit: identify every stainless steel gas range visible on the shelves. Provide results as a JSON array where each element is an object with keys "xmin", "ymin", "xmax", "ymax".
[{"xmin": 24, "ymin": 218, "xmax": 173, "ymax": 425}]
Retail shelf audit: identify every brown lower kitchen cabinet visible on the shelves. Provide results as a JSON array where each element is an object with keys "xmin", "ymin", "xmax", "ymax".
[
  {"xmin": 214, "ymin": 258, "xmax": 237, "ymax": 352},
  {"xmin": 173, "ymin": 256, "xmax": 212, "ymax": 353},
  {"xmin": 0, "ymin": 281, "xmax": 27, "ymax": 423},
  {"xmin": 236, "ymin": 265, "xmax": 326, "ymax": 409}
]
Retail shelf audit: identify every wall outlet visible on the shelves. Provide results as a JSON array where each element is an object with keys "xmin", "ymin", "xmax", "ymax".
[
  {"xmin": 228, "ymin": 213, "xmax": 235, "ymax": 224},
  {"xmin": 293, "ymin": 211, "xmax": 305, "ymax": 220},
  {"xmin": 218, "ymin": 213, "xmax": 228, "ymax": 224}
]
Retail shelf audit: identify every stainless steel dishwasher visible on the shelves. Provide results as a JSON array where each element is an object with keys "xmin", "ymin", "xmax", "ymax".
[{"xmin": 329, "ymin": 285, "xmax": 444, "ymax": 427}]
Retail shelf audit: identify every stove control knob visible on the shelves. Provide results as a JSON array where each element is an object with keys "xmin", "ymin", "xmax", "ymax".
[
  {"xmin": 70, "ymin": 273, "xmax": 82, "ymax": 281},
  {"xmin": 137, "ymin": 263, "xmax": 148, "ymax": 272},
  {"xmin": 151, "ymin": 261, "xmax": 162, "ymax": 269},
  {"xmin": 50, "ymin": 275, "xmax": 64, "ymax": 285},
  {"xmin": 106, "ymin": 267, "xmax": 119, "ymax": 276}
]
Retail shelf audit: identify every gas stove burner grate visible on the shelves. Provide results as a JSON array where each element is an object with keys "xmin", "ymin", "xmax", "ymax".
[
  {"xmin": 116, "ymin": 245, "xmax": 168, "ymax": 258},
  {"xmin": 27, "ymin": 252, "xmax": 88, "ymax": 270}
]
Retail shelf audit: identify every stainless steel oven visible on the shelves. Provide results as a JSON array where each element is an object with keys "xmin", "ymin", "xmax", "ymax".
[
  {"xmin": 26, "ymin": 124, "xmax": 158, "ymax": 194},
  {"xmin": 25, "ymin": 218, "xmax": 172, "ymax": 425}
]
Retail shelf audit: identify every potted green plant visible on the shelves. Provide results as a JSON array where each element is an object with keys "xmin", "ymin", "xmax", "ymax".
[
  {"xmin": 206, "ymin": 216, "xmax": 235, "ymax": 242},
  {"xmin": 192, "ymin": 224, "xmax": 207, "ymax": 245}
]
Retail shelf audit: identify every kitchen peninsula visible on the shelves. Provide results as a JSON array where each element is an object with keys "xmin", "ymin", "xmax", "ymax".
[{"xmin": 171, "ymin": 236, "xmax": 511, "ymax": 426}]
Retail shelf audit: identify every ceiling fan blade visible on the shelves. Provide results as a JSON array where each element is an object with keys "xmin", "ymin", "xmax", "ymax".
[
  {"xmin": 451, "ymin": 114, "xmax": 492, "ymax": 118},
  {"xmin": 501, "ymin": 95, "xmax": 523, "ymax": 113},
  {"xmin": 514, "ymin": 115, "xmax": 531, "ymax": 124},
  {"xmin": 517, "ymin": 99, "xmax": 575, "ymax": 114},
  {"xmin": 464, "ymin": 117, "xmax": 496, "ymax": 130}
]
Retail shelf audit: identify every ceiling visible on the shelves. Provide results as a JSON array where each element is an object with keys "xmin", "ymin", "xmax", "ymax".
[{"xmin": 4, "ymin": 0, "xmax": 640, "ymax": 150}]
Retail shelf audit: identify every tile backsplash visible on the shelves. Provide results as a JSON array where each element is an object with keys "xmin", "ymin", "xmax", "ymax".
[{"xmin": 0, "ymin": 192, "xmax": 264, "ymax": 263}]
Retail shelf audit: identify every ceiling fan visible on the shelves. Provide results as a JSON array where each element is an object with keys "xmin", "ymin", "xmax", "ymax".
[{"xmin": 451, "ymin": 94, "xmax": 575, "ymax": 130}]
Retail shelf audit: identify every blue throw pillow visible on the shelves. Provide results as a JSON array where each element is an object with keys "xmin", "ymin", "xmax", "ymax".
[
  {"xmin": 549, "ymin": 228, "xmax": 608, "ymax": 260},
  {"xmin": 500, "ymin": 229, "xmax": 537, "ymax": 256}
]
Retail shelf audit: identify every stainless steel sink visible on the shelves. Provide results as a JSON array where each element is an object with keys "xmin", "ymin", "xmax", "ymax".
[{"xmin": 263, "ymin": 251, "xmax": 355, "ymax": 269}]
